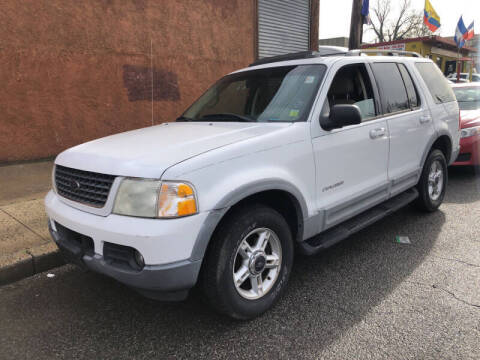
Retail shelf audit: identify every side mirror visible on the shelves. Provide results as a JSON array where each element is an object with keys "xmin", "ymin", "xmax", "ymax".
[{"xmin": 320, "ymin": 104, "xmax": 362, "ymax": 131}]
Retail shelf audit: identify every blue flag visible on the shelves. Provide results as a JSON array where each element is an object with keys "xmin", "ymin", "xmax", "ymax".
[
  {"xmin": 454, "ymin": 16, "xmax": 468, "ymax": 48},
  {"xmin": 362, "ymin": 0, "xmax": 371, "ymax": 25}
]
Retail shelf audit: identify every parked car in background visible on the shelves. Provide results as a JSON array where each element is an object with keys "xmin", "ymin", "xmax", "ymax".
[
  {"xmin": 45, "ymin": 50, "xmax": 460, "ymax": 319},
  {"xmin": 447, "ymin": 72, "xmax": 480, "ymax": 83},
  {"xmin": 452, "ymin": 83, "xmax": 480, "ymax": 166},
  {"xmin": 447, "ymin": 73, "xmax": 470, "ymax": 83}
]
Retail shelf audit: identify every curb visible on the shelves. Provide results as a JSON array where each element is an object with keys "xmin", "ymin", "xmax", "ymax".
[{"xmin": 0, "ymin": 245, "xmax": 64, "ymax": 286}]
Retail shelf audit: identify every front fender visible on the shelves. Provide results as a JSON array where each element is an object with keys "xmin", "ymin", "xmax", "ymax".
[
  {"xmin": 188, "ymin": 177, "xmax": 310, "ymax": 262},
  {"xmin": 213, "ymin": 178, "xmax": 308, "ymax": 218}
]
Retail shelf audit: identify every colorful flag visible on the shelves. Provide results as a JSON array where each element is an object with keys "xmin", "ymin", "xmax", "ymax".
[
  {"xmin": 464, "ymin": 21, "xmax": 474, "ymax": 41},
  {"xmin": 424, "ymin": 0, "xmax": 441, "ymax": 32},
  {"xmin": 454, "ymin": 16, "xmax": 468, "ymax": 48},
  {"xmin": 361, "ymin": 0, "xmax": 371, "ymax": 25}
]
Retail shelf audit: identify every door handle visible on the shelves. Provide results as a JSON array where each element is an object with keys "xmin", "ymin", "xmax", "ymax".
[
  {"xmin": 419, "ymin": 115, "xmax": 432, "ymax": 124},
  {"xmin": 369, "ymin": 127, "xmax": 386, "ymax": 139}
]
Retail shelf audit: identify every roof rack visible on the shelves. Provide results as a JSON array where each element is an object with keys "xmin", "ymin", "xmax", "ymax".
[
  {"xmin": 348, "ymin": 49, "xmax": 422, "ymax": 57},
  {"xmin": 249, "ymin": 47, "xmax": 348, "ymax": 67},
  {"xmin": 248, "ymin": 48, "xmax": 422, "ymax": 67}
]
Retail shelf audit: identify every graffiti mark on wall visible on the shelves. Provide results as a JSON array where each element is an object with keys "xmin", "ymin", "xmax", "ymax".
[{"xmin": 122, "ymin": 65, "xmax": 180, "ymax": 102}]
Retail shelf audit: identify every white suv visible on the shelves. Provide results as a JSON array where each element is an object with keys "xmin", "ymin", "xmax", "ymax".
[{"xmin": 45, "ymin": 50, "xmax": 460, "ymax": 319}]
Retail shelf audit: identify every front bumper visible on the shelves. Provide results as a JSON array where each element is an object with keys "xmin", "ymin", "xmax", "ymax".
[
  {"xmin": 452, "ymin": 135, "xmax": 480, "ymax": 166},
  {"xmin": 45, "ymin": 191, "xmax": 208, "ymax": 300}
]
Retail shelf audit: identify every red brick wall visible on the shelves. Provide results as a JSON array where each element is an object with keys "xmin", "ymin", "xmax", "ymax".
[{"xmin": 0, "ymin": 0, "xmax": 256, "ymax": 162}]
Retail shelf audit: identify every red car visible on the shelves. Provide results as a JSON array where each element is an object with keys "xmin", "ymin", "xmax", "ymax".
[{"xmin": 451, "ymin": 83, "xmax": 480, "ymax": 166}]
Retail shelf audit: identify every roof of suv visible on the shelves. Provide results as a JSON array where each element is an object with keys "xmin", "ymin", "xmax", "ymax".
[{"xmin": 232, "ymin": 49, "xmax": 431, "ymax": 75}]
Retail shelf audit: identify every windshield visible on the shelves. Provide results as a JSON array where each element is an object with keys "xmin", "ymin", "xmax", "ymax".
[
  {"xmin": 453, "ymin": 87, "xmax": 480, "ymax": 111},
  {"xmin": 180, "ymin": 64, "xmax": 326, "ymax": 122}
]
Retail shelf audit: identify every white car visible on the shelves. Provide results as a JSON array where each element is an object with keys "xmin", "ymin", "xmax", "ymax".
[
  {"xmin": 447, "ymin": 72, "xmax": 480, "ymax": 83},
  {"xmin": 46, "ymin": 50, "xmax": 460, "ymax": 319}
]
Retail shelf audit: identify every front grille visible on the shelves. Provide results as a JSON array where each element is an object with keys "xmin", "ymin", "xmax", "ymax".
[
  {"xmin": 456, "ymin": 153, "xmax": 471, "ymax": 162},
  {"xmin": 55, "ymin": 165, "xmax": 116, "ymax": 207}
]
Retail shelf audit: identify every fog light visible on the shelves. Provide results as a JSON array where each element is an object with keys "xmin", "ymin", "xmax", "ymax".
[{"xmin": 134, "ymin": 250, "xmax": 145, "ymax": 268}]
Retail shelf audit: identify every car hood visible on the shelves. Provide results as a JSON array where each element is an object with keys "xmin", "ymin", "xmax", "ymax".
[
  {"xmin": 55, "ymin": 122, "xmax": 291, "ymax": 178},
  {"xmin": 460, "ymin": 109, "xmax": 480, "ymax": 128}
]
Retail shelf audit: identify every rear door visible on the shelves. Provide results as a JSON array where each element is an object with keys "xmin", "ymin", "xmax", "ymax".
[
  {"xmin": 370, "ymin": 62, "xmax": 434, "ymax": 196},
  {"xmin": 311, "ymin": 61, "xmax": 389, "ymax": 231},
  {"xmin": 414, "ymin": 62, "xmax": 460, "ymax": 164}
]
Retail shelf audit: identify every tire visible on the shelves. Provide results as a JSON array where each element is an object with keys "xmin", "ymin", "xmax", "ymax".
[
  {"xmin": 415, "ymin": 149, "xmax": 447, "ymax": 212},
  {"xmin": 201, "ymin": 204, "xmax": 294, "ymax": 320}
]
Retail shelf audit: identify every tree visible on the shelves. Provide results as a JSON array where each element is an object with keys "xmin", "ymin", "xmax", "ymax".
[{"xmin": 368, "ymin": 0, "xmax": 431, "ymax": 43}]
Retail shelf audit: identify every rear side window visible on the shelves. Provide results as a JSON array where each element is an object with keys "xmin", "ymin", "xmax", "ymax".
[
  {"xmin": 371, "ymin": 63, "xmax": 409, "ymax": 114},
  {"xmin": 415, "ymin": 62, "xmax": 456, "ymax": 104},
  {"xmin": 398, "ymin": 64, "xmax": 419, "ymax": 108}
]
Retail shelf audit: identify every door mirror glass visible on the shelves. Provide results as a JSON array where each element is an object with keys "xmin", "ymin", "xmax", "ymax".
[{"xmin": 320, "ymin": 104, "xmax": 362, "ymax": 130}]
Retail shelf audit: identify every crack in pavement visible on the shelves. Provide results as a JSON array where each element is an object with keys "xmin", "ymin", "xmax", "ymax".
[
  {"xmin": 406, "ymin": 280, "xmax": 480, "ymax": 309},
  {"xmin": 430, "ymin": 255, "xmax": 480, "ymax": 268},
  {"xmin": 0, "ymin": 208, "xmax": 48, "ymax": 242}
]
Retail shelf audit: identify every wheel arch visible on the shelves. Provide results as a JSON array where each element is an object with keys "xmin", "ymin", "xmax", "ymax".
[
  {"xmin": 190, "ymin": 180, "xmax": 308, "ymax": 263},
  {"xmin": 421, "ymin": 133, "xmax": 453, "ymax": 169},
  {"xmin": 431, "ymin": 134, "xmax": 453, "ymax": 163}
]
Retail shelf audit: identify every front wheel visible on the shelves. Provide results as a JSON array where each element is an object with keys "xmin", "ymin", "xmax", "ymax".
[
  {"xmin": 415, "ymin": 149, "xmax": 447, "ymax": 212},
  {"xmin": 201, "ymin": 204, "xmax": 293, "ymax": 320}
]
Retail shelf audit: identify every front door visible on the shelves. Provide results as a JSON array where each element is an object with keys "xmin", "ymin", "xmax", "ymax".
[{"xmin": 311, "ymin": 62, "xmax": 389, "ymax": 232}]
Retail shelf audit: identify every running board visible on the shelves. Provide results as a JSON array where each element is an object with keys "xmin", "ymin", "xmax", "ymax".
[{"xmin": 299, "ymin": 188, "xmax": 419, "ymax": 256}]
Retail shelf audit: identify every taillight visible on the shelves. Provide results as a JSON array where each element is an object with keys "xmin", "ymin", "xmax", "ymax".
[{"xmin": 459, "ymin": 111, "xmax": 461, "ymax": 130}]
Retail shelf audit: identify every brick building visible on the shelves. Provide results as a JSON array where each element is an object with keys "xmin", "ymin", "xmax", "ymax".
[{"xmin": 0, "ymin": 0, "xmax": 319, "ymax": 162}]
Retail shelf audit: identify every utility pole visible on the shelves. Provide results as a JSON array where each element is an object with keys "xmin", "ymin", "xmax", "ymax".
[{"xmin": 348, "ymin": 0, "xmax": 363, "ymax": 50}]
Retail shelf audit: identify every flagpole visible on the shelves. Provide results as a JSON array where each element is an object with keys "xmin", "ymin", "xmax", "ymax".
[
  {"xmin": 456, "ymin": 47, "xmax": 461, "ymax": 83},
  {"xmin": 348, "ymin": 0, "xmax": 363, "ymax": 50}
]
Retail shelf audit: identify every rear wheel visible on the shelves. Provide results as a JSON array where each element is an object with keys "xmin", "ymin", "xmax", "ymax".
[
  {"xmin": 201, "ymin": 204, "xmax": 293, "ymax": 319},
  {"xmin": 415, "ymin": 149, "xmax": 447, "ymax": 212}
]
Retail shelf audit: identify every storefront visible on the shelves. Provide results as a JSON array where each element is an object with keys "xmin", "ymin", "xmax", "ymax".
[{"xmin": 362, "ymin": 36, "xmax": 476, "ymax": 76}]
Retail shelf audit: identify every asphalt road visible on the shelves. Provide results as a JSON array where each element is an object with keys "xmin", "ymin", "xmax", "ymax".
[{"xmin": 1, "ymin": 167, "xmax": 479, "ymax": 360}]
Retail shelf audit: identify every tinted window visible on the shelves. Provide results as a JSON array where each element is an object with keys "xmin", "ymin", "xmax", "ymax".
[
  {"xmin": 398, "ymin": 64, "xmax": 419, "ymax": 108},
  {"xmin": 415, "ymin": 62, "xmax": 456, "ymax": 104},
  {"xmin": 371, "ymin": 63, "xmax": 409, "ymax": 114},
  {"xmin": 325, "ymin": 64, "xmax": 376, "ymax": 121},
  {"xmin": 182, "ymin": 65, "xmax": 326, "ymax": 122}
]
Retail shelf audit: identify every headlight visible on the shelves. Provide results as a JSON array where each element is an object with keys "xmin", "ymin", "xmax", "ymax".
[
  {"xmin": 461, "ymin": 126, "xmax": 480, "ymax": 138},
  {"xmin": 113, "ymin": 179, "xmax": 161, "ymax": 217},
  {"xmin": 113, "ymin": 179, "xmax": 197, "ymax": 218}
]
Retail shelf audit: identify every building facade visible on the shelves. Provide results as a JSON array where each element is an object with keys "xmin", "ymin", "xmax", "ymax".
[
  {"xmin": 362, "ymin": 36, "xmax": 477, "ymax": 76},
  {"xmin": 318, "ymin": 37, "xmax": 349, "ymax": 48},
  {"xmin": 1, "ymin": 0, "xmax": 319, "ymax": 163}
]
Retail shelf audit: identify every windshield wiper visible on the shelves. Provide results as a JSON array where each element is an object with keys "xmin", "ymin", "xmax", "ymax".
[
  {"xmin": 199, "ymin": 113, "xmax": 255, "ymax": 122},
  {"xmin": 176, "ymin": 115, "xmax": 194, "ymax": 122}
]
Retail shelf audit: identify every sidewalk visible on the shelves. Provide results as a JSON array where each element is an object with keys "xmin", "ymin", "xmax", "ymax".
[{"xmin": 0, "ymin": 160, "xmax": 63, "ymax": 285}]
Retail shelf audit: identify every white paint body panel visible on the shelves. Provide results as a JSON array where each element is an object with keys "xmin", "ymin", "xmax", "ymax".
[
  {"xmin": 311, "ymin": 117, "xmax": 389, "ymax": 229},
  {"xmin": 55, "ymin": 122, "xmax": 290, "ymax": 178},
  {"xmin": 45, "ymin": 191, "xmax": 209, "ymax": 265},
  {"xmin": 163, "ymin": 123, "xmax": 316, "ymax": 218}
]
